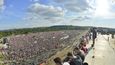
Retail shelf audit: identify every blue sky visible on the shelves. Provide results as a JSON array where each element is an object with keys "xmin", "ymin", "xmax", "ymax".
[{"xmin": 0, "ymin": 0, "xmax": 115, "ymax": 30}]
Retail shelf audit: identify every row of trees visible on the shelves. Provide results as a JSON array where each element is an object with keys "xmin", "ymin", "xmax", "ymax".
[
  {"xmin": 0, "ymin": 25, "xmax": 89, "ymax": 38},
  {"xmin": 97, "ymin": 27, "xmax": 115, "ymax": 34}
]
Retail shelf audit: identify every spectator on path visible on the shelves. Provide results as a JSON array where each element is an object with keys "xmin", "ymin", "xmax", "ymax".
[
  {"xmin": 63, "ymin": 57, "xmax": 71, "ymax": 65},
  {"xmin": 91, "ymin": 28, "xmax": 97, "ymax": 47},
  {"xmin": 54, "ymin": 57, "xmax": 63, "ymax": 65},
  {"xmin": 79, "ymin": 42, "xmax": 88, "ymax": 54},
  {"xmin": 63, "ymin": 52, "xmax": 73, "ymax": 62},
  {"xmin": 111, "ymin": 33, "xmax": 114, "ymax": 39},
  {"xmin": 54, "ymin": 57, "xmax": 70, "ymax": 65},
  {"xmin": 64, "ymin": 52, "xmax": 82, "ymax": 65},
  {"xmin": 73, "ymin": 47, "xmax": 85, "ymax": 62},
  {"xmin": 83, "ymin": 62, "xmax": 88, "ymax": 65},
  {"xmin": 85, "ymin": 35, "xmax": 89, "ymax": 43},
  {"xmin": 89, "ymin": 32, "xmax": 92, "ymax": 40},
  {"xmin": 80, "ymin": 36, "xmax": 85, "ymax": 43}
]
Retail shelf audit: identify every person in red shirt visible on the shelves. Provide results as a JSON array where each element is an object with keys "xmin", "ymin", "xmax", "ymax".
[
  {"xmin": 79, "ymin": 42, "xmax": 88, "ymax": 54},
  {"xmin": 40, "ymin": 64, "xmax": 42, "ymax": 65}
]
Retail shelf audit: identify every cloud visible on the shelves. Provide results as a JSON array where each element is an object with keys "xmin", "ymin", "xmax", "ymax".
[
  {"xmin": 44, "ymin": 17, "xmax": 64, "ymax": 23},
  {"xmin": 23, "ymin": 2, "xmax": 66, "ymax": 27},
  {"xmin": 23, "ymin": 13, "xmax": 49, "ymax": 27},
  {"xmin": 28, "ymin": 3, "xmax": 66, "ymax": 17},
  {"xmin": 71, "ymin": 16, "xmax": 91, "ymax": 22},
  {"xmin": 53, "ymin": 0, "xmax": 92, "ymax": 12},
  {"xmin": 24, "ymin": 0, "xmax": 94, "ymax": 27},
  {"xmin": 24, "ymin": 1, "xmax": 93, "ymax": 27},
  {"xmin": 0, "ymin": 0, "xmax": 4, "ymax": 11},
  {"xmin": 30, "ymin": 0, "xmax": 39, "ymax": 2},
  {"xmin": 96, "ymin": 12, "xmax": 115, "ymax": 19},
  {"xmin": 0, "ymin": 0, "xmax": 3, "ymax": 6},
  {"xmin": 111, "ymin": 0, "xmax": 115, "ymax": 3},
  {"xmin": 23, "ymin": 11, "xmax": 64, "ymax": 27},
  {"xmin": 33, "ymin": 0, "xmax": 39, "ymax": 2},
  {"xmin": 92, "ymin": 0, "xmax": 115, "ymax": 19}
]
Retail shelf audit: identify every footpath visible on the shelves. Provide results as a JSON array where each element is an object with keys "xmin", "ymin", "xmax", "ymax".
[{"xmin": 85, "ymin": 34, "xmax": 115, "ymax": 65}]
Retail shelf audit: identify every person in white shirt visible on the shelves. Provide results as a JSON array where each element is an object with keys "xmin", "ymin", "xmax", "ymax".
[
  {"xmin": 3, "ymin": 43, "xmax": 9, "ymax": 49},
  {"xmin": 54, "ymin": 57, "xmax": 70, "ymax": 65},
  {"xmin": 63, "ymin": 56, "xmax": 71, "ymax": 65},
  {"xmin": 64, "ymin": 52, "xmax": 83, "ymax": 65},
  {"xmin": 63, "ymin": 62, "xmax": 70, "ymax": 65}
]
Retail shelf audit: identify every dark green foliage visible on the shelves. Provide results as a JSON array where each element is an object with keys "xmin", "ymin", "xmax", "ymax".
[
  {"xmin": 0, "ymin": 25, "xmax": 89, "ymax": 38},
  {"xmin": 97, "ymin": 27, "xmax": 115, "ymax": 34}
]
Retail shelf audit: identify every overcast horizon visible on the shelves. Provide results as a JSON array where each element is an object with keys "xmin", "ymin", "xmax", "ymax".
[{"xmin": 0, "ymin": 0, "xmax": 115, "ymax": 30}]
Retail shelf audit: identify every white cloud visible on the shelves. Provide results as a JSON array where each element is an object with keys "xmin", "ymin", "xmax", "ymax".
[
  {"xmin": 23, "ymin": 9, "xmax": 65, "ymax": 27},
  {"xmin": 70, "ymin": 16, "xmax": 91, "ymax": 23},
  {"xmin": 24, "ymin": 0, "xmax": 115, "ymax": 28},
  {"xmin": 0, "ymin": 0, "xmax": 4, "ymax": 11},
  {"xmin": 0, "ymin": 0, "xmax": 3, "ymax": 6},
  {"xmin": 30, "ymin": 0, "xmax": 39, "ymax": 2},
  {"xmin": 92, "ymin": 0, "xmax": 115, "ymax": 19},
  {"xmin": 28, "ymin": 3, "xmax": 66, "ymax": 17},
  {"xmin": 111, "ymin": 0, "xmax": 115, "ymax": 3},
  {"xmin": 24, "ymin": 3, "xmax": 67, "ymax": 27},
  {"xmin": 24, "ymin": 1, "xmax": 93, "ymax": 27},
  {"xmin": 96, "ymin": 12, "xmax": 115, "ymax": 19},
  {"xmin": 53, "ymin": 0, "xmax": 92, "ymax": 12},
  {"xmin": 23, "ymin": 13, "xmax": 48, "ymax": 27},
  {"xmin": 33, "ymin": 0, "xmax": 39, "ymax": 2}
]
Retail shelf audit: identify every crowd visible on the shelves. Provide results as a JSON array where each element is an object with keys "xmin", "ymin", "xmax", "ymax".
[
  {"xmin": 1, "ymin": 29, "xmax": 96, "ymax": 65},
  {"xmin": 53, "ymin": 31, "xmax": 93, "ymax": 65},
  {"xmin": 2, "ymin": 30, "xmax": 82, "ymax": 65}
]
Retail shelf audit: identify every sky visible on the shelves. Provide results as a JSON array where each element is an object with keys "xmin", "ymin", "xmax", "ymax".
[{"xmin": 0, "ymin": 0, "xmax": 115, "ymax": 30}]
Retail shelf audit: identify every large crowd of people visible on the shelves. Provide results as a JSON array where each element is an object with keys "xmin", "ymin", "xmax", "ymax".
[
  {"xmin": 53, "ymin": 31, "xmax": 94, "ymax": 65},
  {"xmin": 0, "ymin": 28, "xmax": 98, "ymax": 65},
  {"xmin": 2, "ymin": 30, "xmax": 84, "ymax": 65}
]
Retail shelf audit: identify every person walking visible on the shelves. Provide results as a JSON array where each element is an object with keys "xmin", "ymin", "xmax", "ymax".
[{"xmin": 91, "ymin": 28, "xmax": 97, "ymax": 47}]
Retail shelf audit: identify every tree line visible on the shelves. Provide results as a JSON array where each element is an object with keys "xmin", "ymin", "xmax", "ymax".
[{"xmin": 0, "ymin": 25, "xmax": 89, "ymax": 38}]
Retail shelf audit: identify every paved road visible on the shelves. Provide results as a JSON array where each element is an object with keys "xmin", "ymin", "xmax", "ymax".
[{"xmin": 85, "ymin": 34, "xmax": 115, "ymax": 65}]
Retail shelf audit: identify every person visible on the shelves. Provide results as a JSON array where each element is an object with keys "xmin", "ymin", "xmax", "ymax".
[
  {"xmin": 64, "ymin": 52, "xmax": 82, "ymax": 65},
  {"xmin": 80, "ymin": 36, "xmax": 85, "ymax": 43},
  {"xmin": 3, "ymin": 38, "xmax": 9, "ymax": 44},
  {"xmin": 83, "ymin": 62, "xmax": 88, "ymax": 65},
  {"xmin": 3, "ymin": 43, "xmax": 9, "ymax": 49},
  {"xmin": 111, "ymin": 33, "xmax": 114, "ymax": 39},
  {"xmin": 70, "ymin": 56, "xmax": 83, "ymax": 65},
  {"xmin": 63, "ymin": 57, "xmax": 71, "ymax": 65},
  {"xmin": 73, "ymin": 47, "xmax": 85, "ymax": 62},
  {"xmin": 40, "ymin": 64, "xmax": 42, "ymax": 65},
  {"xmin": 54, "ymin": 57, "xmax": 70, "ymax": 65},
  {"xmin": 63, "ymin": 52, "xmax": 73, "ymax": 62},
  {"xmin": 88, "ymin": 32, "xmax": 92, "ymax": 40},
  {"xmin": 91, "ymin": 28, "xmax": 97, "ymax": 47},
  {"xmin": 79, "ymin": 42, "xmax": 88, "ymax": 54},
  {"xmin": 54, "ymin": 57, "xmax": 62, "ymax": 65},
  {"xmin": 85, "ymin": 34, "xmax": 89, "ymax": 44}
]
